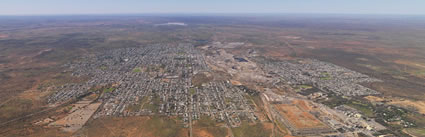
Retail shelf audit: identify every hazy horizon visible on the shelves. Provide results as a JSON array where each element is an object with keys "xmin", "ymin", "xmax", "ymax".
[{"xmin": 1, "ymin": 0, "xmax": 425, "ymax": 16}]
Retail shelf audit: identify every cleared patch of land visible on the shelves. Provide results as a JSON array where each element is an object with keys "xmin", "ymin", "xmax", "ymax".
[
  {"xmin": 192, "ymin": 72, "xmax": 213, "ymax": 87},
  {"xmin": 274, "ymin": 104, "xmax": 326, "ymax": 129},
  {"xmin": 49, "ymin": 102, "xmax": 101, "ymax": 132}
]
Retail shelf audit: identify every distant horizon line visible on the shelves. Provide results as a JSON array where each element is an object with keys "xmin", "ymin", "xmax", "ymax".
[{"xmin": 1, "ymin": 12, "xmax": 425, "ymax": 17}]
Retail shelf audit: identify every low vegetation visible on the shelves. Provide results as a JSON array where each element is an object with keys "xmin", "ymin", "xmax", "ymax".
[
  {"xmin": 232, "ymin": 122, "xmax": 272, "ymax": 137},
  {"xmin": 76, "ymin": 116, "xmax": 184, "ymax": 137}
]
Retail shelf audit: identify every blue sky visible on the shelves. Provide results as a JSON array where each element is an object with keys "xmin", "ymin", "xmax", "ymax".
[{"xmin": 1, "ymin": 0, "xmax": 425, "ymax": 15}]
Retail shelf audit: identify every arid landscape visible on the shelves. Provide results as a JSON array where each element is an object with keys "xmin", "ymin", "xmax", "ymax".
[{"xmin": 0, "ymin": 15, "xmax": 425, "ymax": 137}]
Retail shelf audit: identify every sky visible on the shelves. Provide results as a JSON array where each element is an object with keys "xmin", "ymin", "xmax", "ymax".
[{"xmin": 1, "ymin": 0, "xmax": 425, "ymax": 15}]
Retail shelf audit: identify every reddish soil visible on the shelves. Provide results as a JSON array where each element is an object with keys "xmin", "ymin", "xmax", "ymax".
[{"xmin": 274, "ymin": 104, "xmax": 326, "ymax": 129}]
